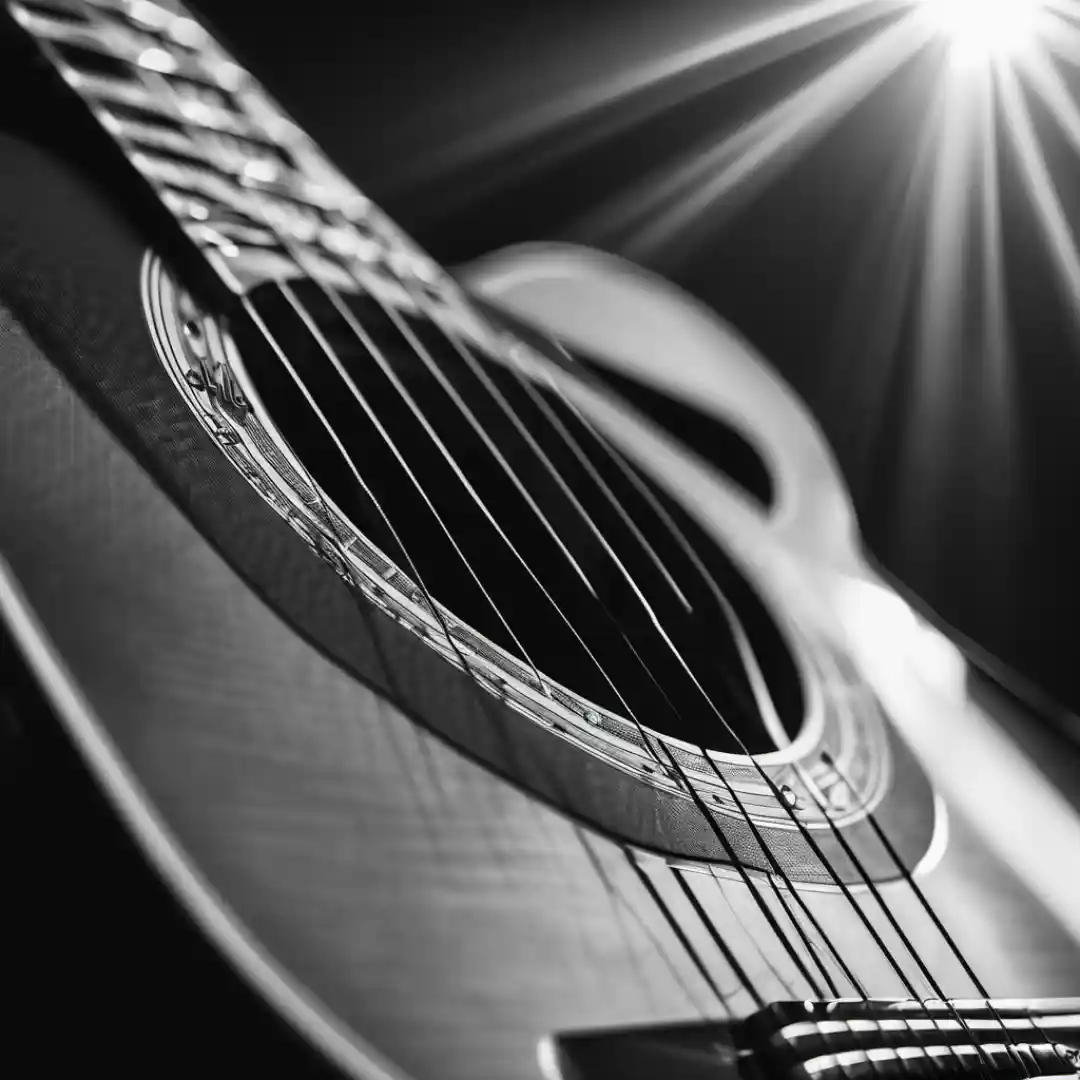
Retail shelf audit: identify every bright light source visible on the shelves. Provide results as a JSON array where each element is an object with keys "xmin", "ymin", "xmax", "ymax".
[{"xmin": 915, "ymin": 0, "xmax": 1044, "ymax": 67}]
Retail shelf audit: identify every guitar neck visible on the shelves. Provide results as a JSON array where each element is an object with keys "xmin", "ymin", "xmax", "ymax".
[{"xmin": 7, "ymin": 0, "xmax": 437, "ymax": 299}]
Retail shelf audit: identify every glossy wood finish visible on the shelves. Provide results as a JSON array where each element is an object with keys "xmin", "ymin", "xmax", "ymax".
[{"xmin": 2, "ymin": 243, "xmax": 1080, "ymax": 1080}]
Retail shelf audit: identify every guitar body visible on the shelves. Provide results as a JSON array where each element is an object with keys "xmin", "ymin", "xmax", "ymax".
[{"xmin": 2, "ymin": 6, "xmax": 1080, "ymax": 1079}]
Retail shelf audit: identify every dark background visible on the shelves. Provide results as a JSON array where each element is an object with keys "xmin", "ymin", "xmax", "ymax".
[
  {"xmin": 6, "ymin": 3, "xmax": 1080, "ymax": 1074},
  {"xmin": 191, "ymin": 0, "xmax": 1080, "ymax": 715}
]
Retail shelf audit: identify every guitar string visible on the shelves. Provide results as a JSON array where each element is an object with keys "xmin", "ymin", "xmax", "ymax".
[
  {"xmin": 451, "ymin": 320, "xmax": 925, "ymax": 986},
  {"xmin": 269, "ymin": 240, "xmax": 927, "ymax": 1013},
  {"xmin": 418, "ymin": 323, "xmax": 893, "ymax": 1002},
  {"xmin": 391, "ymin": 296, "xmax": 980, "ymax": 1077},
  {"xmin": 237, "ymin": 297, "xmax": 739, "ymax": 1021},
  {"xmin": 240, "ymin": 291, "xmax": 545, "ymax": 689},
  {"xmin": 241, "ymin": 238, "xmax": 966, "ymax": 1064},
  {"xmin": 427, "ymin": 305, "xmax": 982, "ymax": 1064},
  {"xmin": 626, "ymin": 853, "xmax": 734, "ymax": 1010},
  {"xmin": 528, "ymin": 363, "xmax": 1020, "ymax": 1075},
  {"xmin": 667, "ymin": 864, "xmax": 767, "ymax": 1010},
  {"xmin": 196, "ymin": 123, "xmax": 859, "ymax": 1004},
  {"xmin": 762, "ymin": 873, "xmax": 840, "ymax": 989},
  {"xmin": 345, "ymin": 281, "xmax": 861, "ymax": 998},
  {"xmin": 43, "ymin": 4, "xmax": 1038, "ymax": 1070},
  {"xmin": 529, "ymin": 359, "xmax": 1013, "ymax": 1073},
  {"xmin": 300, "ymin": 260, "xmax": 878, "ymax": 995},
  {"xmin": 575, "ymin": 831, "xmax": 718, "ymax": 1017},
  {"xmin": 94, "ymin": 27, "xmax": 752, "ymax": 1018},
  {"xmin": 104, "ymin": 0, "xmax": 893, "ymax": 1022},
  {"xmin": 357, "ymin": 281, "xmax": 871, "ymax": 997},
  {"xmin": 40, "ymin": 0, "xmax": 746, "ymax": 1030},
  {"xmin": 434, "ymin": 330, "xmax": 879, "ymax": 995},
  {"xmin": 272, "ymin": 281, "xmax": 764, "ymax": 1012},
  {"xmin": 263, "ymin": 244, "xmax": 930, "ymax": 1033},
  {"xmin": 710, "ymin": 867, "xmax": 801, "ymax": 1000},
  {"xmin": 569, "ymin": 409, "xmax": 1026, "ymax": 1075},
  {"xmin": 240, "ymin": 286, "xmax": 739, "ymax": 1017},
  {"xmin": 272, "ymin": 270, "xmax": 820, "ymax": 1003},
  {"xmin": 247, "ymin": 214, "xmax": 842, "ymax": 1006},
  {"xmin": 110, "ymin": 16, "xmax": 1017, "ymax": 1059},
  {"xmin": 242, "ymin": 207, "xmax": 974, "ymax": 1073},
  {"xmin": 273, "ymin": 278, "xmax": 688, "ymax": 777},
  {"xmin": 301, "ymin": 269, "xmax": 879, "ymax": 999},
  {"xmin": 118, "ymin": 27, "xmax": 763, "ymax": 1008},
  {"xmin": 820, "ymin": 750, "xmax": 1070, "ymax": 1074},
  {"xmin": 274, "ymin": 268, "xmax": 762, "ymax": 1002}
]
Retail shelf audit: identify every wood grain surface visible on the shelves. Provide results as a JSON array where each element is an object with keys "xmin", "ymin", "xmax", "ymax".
[{"xmin": 3, "ymin": 283, "xmax": 1080, "ymax": 1080}]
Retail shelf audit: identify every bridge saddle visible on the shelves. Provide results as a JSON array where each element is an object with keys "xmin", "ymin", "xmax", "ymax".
[{"xmin": 544, "ymin": 998, "xmax": 1080, "ymax": 1080}]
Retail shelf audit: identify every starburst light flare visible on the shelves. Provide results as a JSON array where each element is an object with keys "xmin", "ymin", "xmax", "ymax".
[{"xmin": 914, "ymin": 0, "xmax": 1046, "ymax": 68}]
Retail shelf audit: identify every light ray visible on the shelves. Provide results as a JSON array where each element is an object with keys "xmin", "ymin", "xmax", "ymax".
[
  {"xmin": 396, "ymin": 0, "xmax": 902, "ymax": 188},
  {"xmin": 976, "ymin": 73, "xmax": 1013, "ymax": 433},
  {"xmin": 1039, "ymin": 7, "xmax": 1080, "ymax": 62},
  {"xmin": 896, "ymin": 60, "xmax": 985, "ymax": 580},
  {"xmin": 1043, "ymin": 0, "xmax": 1080, "ymax": 27},
  {"xmin": 913, "ymin": 0, "xmax": 1046, "ymax": 69},
  {"xmin": 998, "ymin": 57, "xmax": 1080, "ymax": 332},
  {"xmin": 970, "ymin": 72, "xmax": 1022, "ymax": 611},
  {"xmin": 1018, "ymin": 17, "xmax": 1080, "ymax": 153},
  {"xmin": 827, "ymin": 71, "xmax": 948, "ymax": 506},
  {"xmin": 581, "ymin": 11, "xmax": 931, "ymax": 256}
]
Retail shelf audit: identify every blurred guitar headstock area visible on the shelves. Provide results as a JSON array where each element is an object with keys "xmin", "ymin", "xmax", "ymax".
[{"xmin": 188, "ymin": 0, "xmax": 1080, "ymax": 714}]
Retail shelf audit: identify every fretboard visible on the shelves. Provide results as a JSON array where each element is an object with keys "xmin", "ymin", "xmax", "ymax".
[{"xmin": 7, "ymin": 0, "xmax": 446, "ymax": 305}]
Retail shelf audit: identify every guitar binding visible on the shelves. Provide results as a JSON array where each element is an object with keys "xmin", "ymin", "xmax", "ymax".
[{"xmin": 141, "ymin": 250, "xmax": 897, "ymax": 846}]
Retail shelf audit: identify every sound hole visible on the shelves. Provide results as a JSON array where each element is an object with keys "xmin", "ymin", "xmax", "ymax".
[{"xmin": 234, "ymin": 282, "xmax": 803, "ymax": 755}]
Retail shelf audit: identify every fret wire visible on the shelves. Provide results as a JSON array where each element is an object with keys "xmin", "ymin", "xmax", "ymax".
[
  {"xmin": 47, "ymin": 2, "xmax": 550, "ymax": 704},
  {"xmin": 67, "ymin": 0, "xmax": 694, "ymax": 802},
  {"xmin": 18, "ymin": 0, "xmax": 801, "ymax": 1027},
  {"xmin": 45, "ymin": 1, "xmax": 511, "ymax": 694},
  {"xmin": 37, "ymin": 0, "xmax": 748, "ymax": 1024}
]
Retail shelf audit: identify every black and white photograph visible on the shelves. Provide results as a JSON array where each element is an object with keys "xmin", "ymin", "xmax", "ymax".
[{"xmin": 3, "ymin": 1, "xmax": 1080, "ymax": 1077}]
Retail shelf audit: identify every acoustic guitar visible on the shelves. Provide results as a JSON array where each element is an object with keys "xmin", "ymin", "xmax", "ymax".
[{"xmin": 2, "ymin": 2, "xmax": 1079, "ymax": 1078}]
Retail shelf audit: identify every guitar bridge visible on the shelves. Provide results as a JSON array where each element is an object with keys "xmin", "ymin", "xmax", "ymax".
[{"xmin": 543, "ymin": 999, "xmax": 1080, "ymax": 1080}]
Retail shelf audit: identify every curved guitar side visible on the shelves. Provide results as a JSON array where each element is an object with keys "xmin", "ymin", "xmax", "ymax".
[{"xmin": 2, "ymin": 244, "xmax": 1080, "ymax": 1080}]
